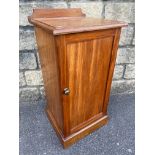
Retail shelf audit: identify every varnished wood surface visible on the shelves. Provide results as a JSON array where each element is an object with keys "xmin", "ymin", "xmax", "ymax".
[
  {"xmin": 65, "ymin": 35, "xmax": 114, "ymax": 133},
  {"xmin": 46, "ymin": 107, "xmax": 109, "ymax": 149},
  {"xmin": 29, "ymin": 8, "xmax": 126, "ymax": 148},
  {"xmin": 30, "ymin": 17, "xmax": 127, "ymax": 35},
  {"xmin": 34, "ymin": 27, "xmax": 63, "ymax": 132},
  {"xmin": 62, "ymin": 115, "xmax": 108, "ymax": 149},
  {"xmin": 28, "ymin": 8, "xmax": 85, "ymax": 19},
  {"xmin": 65, "ymin": 28, "xmax": 115, "ymax": 42},
  {"xmin": 28, "ymin": 8, "xmax": 127, "ymax": 35},
  {"xmin": 103, "ymin": 28, "xmax": 122, "ymax": 114}
]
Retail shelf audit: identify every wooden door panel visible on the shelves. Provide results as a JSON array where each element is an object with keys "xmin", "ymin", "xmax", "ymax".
[{"xmin": 66, "ymin": 36, "xmax": 114, "ymax": 133}]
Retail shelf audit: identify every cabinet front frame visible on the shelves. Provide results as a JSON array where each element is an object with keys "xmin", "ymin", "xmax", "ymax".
[{"xmin": 55, "ymin": 28, "xmax": 121, "ymax": 137}]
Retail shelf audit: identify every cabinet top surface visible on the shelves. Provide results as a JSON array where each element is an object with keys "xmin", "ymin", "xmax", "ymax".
[{"xmin": 28, "ymin": 8, "xmax": 127, "ymax": 35}]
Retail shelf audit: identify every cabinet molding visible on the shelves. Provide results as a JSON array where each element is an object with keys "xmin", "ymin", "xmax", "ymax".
[{"xmin": 29, "ymin": 8, "xmax": 127, "ymax": 148}]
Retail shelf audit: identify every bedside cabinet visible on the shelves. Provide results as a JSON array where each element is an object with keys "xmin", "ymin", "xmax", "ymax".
[{"xmin": 28, "ymin": 8, "xmax": 127, "ymax": 148}]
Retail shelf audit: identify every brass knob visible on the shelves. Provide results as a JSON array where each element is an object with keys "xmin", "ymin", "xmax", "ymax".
[{"xmin": 63, "ymin": 88, "xmax": 70, "ymax": 95}]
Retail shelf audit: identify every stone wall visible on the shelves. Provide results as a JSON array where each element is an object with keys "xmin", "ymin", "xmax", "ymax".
[{"xmin": 19, "ymin": 0, "xmax": 135, "ymax": 102}]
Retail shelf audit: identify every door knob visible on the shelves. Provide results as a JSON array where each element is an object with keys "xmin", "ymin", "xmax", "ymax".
[{"xmin": 63, "ymin": 88, "xmax": 70, "ymax": 95}]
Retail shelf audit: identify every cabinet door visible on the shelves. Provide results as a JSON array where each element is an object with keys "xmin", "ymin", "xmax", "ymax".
[{"xmin": 64, "ymin": 31, "xmax": 115, "ymax": 134}]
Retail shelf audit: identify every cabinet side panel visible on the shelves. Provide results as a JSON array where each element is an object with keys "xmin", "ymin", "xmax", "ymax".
[
  {"xmin": 103, "ymin": 28, "xmax": 121, "ymax": 114},
  {"xmin": 35, "ymin": 27, "xmax": 63, "ymax": 132}
]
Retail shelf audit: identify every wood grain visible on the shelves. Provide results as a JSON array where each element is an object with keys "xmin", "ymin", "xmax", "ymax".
[
  {"xmin": 28, "ymin": 9, "xmax": 127, "ymax": 35},
  {"xmin": 28, "ymin": 8, "xmax": 126, "ymax": 148},
  {"xmin": 46, "ymin": 107, "xmax": 108, "ymax": 149},
  {"xmin": 103, "ymin": 28, "xmax": 122, "ymax": 114},
  {"xmin": 28, "ymin": 8, "xmax": 85, "ymax": 19},
  {"xmin": 65, "ymin": 36, "xmax": 114, "ymax": 134},
  {"xmin": 34, "ymin": 27, "xmax": 63, "ymax": 132}
]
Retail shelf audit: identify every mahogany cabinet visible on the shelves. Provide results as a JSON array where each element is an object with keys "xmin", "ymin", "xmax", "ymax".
[{"xmin": 28, "ymin": 8, "xmax": 127, "ymax": 148}]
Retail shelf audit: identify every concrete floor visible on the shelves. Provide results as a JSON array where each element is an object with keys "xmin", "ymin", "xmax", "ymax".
[{"xmin": 19, "ymin": 93, "xmax": 135, "ymax": 155}]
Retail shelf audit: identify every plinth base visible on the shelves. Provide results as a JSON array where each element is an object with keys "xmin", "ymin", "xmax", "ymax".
[{"xmin": 46, "ymin": 108, "xmax": 109, "ymax": 148}]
